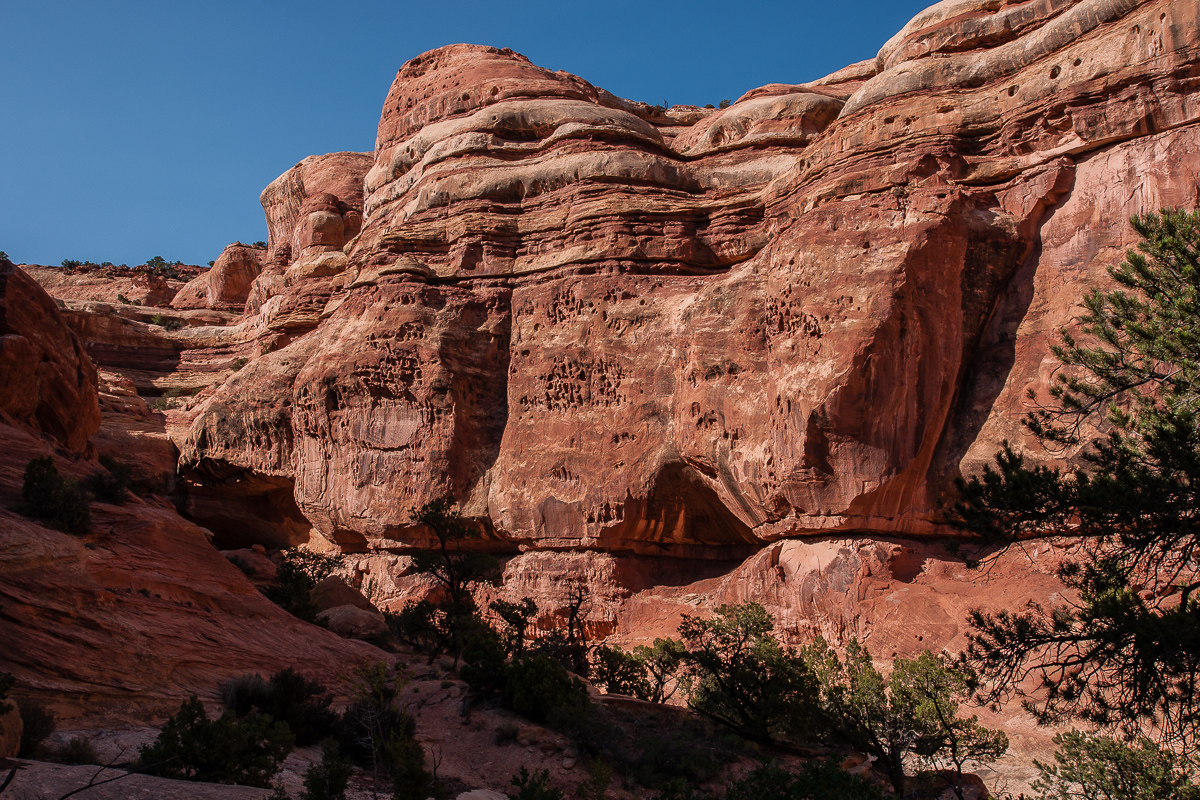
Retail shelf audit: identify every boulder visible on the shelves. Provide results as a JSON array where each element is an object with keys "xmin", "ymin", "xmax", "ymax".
[
  {"xmin": 311, "ymin": 575, "xmax": 375, "ymax": 613},
  {"xmin": 0, "ymin": 701, "xmax": 21, "ymax": 758},
  {"xmin": 171, "ymin": 244, "xmax": 264, "ymax": 311},
  {"xmin": 221, "ymin": 548, "xmax": 278, "ymax": 584},
  {"xmin": 317, "ymin": 605, "xmax": 387, "ymax": 639}
]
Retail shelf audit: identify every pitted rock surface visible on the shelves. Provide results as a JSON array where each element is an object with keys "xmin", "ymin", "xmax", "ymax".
[
  {"xmin": 125, "ymin": 0, "xmax": 1198, "ymax": 555},
  {"xmin": 19, "ymin": 0, "xmax": 1200, "ymax": 588}
]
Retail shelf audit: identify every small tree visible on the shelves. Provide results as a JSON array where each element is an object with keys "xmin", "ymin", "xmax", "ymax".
[
  {"xmin": 805, "ymin": 639, "xmax": 1006, "ymax": 797},
  {"xmin": 896, "ymin": 652, "xmax": 1008, "ymax": 800},
  {"xmin": 21, "ymin": 456, "xmax": 90, "ymax": 534},
  {"xmin": 263, "ymin": 549, "xmax": 345, "ymax": 625},
  {"xmin": 335, "ymin": 662, "xmax": 429, "ymax": 800},
  {"xmin": 299, "ymin": 739, "xmax": 352, "ymax": 800},
  {"xmin": 139, "ymin": 695, "xmax": 293, "ymax": 787},
  {"xmin": 1032, "ymin": 730, "xmax": 1200, "ymax": 800},
  {"xmin": 953, "ymin": 208, "xmax": 1200, "ymax": 748},
  {"xmin": 408, "ymin": 498, "xmax": 499, "ymax": 662},
  {"xmin": 491, "ymin": 597, "xmax": 538, "ymax": 659},
  {"xmin": 676, "ymin": 602, "xmax": 818, "ymax": 744},
  {"xmin": 634, "ymin": 638, "xmax": 686, "ymax": 703},
  {"xmin": 510, "ymin": 767, "xmax": 565, "ymax": 800},
  {"xmin": 534, "ymin": 583, "xmax": 591, "ymax": 676},
  {"xmin": 591, "ymin": 645, "xmax": 651, "ymax": 699},
  {"xmin": 723, "ymin": 761, "xmax": 885, "ymax": 800}
]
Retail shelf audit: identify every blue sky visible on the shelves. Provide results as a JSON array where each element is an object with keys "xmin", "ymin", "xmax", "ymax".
[{"xmin": 1, "ymin": 0, "xmax": 932, "ymax": 267}]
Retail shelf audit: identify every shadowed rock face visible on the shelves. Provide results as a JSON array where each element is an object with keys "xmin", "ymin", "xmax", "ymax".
[
  {"xmin": 25, "ymin": 1, "xmax": 1200, "ymax": 560},
  {"xmin": 0, "ymin": 259, "xmax": 100, "ymax": 453}
]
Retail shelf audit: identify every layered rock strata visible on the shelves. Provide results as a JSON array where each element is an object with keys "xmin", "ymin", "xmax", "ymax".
[
  {"xmin": 142, "ymin": 0, "xmax": 1196, "ymax": 559},
  {"xmin": 0, "ymin": 263, "xmax": 381, "ymax": 719},
  {"xmin": 17, "ymin": 0, "xmax": 1200, "ymax": 661}
]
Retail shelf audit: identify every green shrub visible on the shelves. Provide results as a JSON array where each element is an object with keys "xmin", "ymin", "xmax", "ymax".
[
  {"xmin": 139, "ymin": 695, "xmax": 293, "ymax": 787},
  {"xmin": 591, "ymin": 644, "xmax": 651, "ymax": 699},
  {"xmin": 509, "ymin": 767, "xmax": 565, "ymax": 800},
  {"xmin": 149, "ymin": 313, "xmax": 184, "ymax": 331},
  {"xmin": 299, "ymin": 739, "xmax": 352, "ymax": 800},
  {"xmin": 222, "ymin": 672, "xmax": 268, "ymax": 711},
  {"xmin": 17, "ymin": 697, "xmax": 57, "ymax": 758},
  {"xmin": 633, "ymin": 638, "xmax": 685, "ymax": 703},
  {"xmin": 82, "ymin": 455, "xmax": 132, "ymax": 504},
  {"xmin": 626, "ymin": 717, "xmax": 745, "ymax": 789},
  {"xmin": 724, "ymin": 762, "xmax": 884, "ymax": 800},
  {"xmin": 677, "ymin": 602, "xmax": 819, "ymax": 744},
  {"xmin": 460, "ymin": 626, "xmax": 508, "ymax": 696},
  {"xmin": 718, "ymin": 99, "xmax": 731, "ymax": 109},
  {"xmin": 504, "ymin": 653, "xmax": 587, "ymax": 723},
  {"xmin": 60, "ymin": 736, "xmax": 98, "ymax": 765},
  {"xmin": 387, "ymin": 600, "xmax": 449, "ymax": 659},
  {"xmin": 494, "ymin": 719, "xmax": 521, "ymax": 745},
  {"xmin": 61, "ymin": 259, "xmax": 82, "ymax": 269},
  {"xmin": 21, "ymin": 457, "xmax": 90, "ymax": 534},
  {"xmin": 652, "ymin": 780, "xmax": 712, "ymax": 800},
  {"xmin": 334, "ymin": 662, "xmax": 429, "ymax": 800},
  {"xmin": 263, "ymin": 549, "xmax": 344, "ymax": 624},
  {"xmin": 1033, "ymin": 731, "xmax": 1200, "ymax": 800},
  {"xmin": 223, "ymin": 668, "xmax": 336, "ymax": 746},
  {"xmin": 491, "ymin": 597, "xmax": 538, "ymax": 658}
]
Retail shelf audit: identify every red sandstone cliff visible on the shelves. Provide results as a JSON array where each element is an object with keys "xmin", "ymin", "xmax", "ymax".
[
  {"xmin": 142, "ymin": 0, "xmax": 1197, "ymax": 559},
  {"xmin": 10, "ymin": 0, "xmax": 1200, "ymax": 747},
  {"xmin": 0, "ymin": 258, "xmax": 382, "ymax": 719}
]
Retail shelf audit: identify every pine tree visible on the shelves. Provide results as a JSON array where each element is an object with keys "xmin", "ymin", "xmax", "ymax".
[{"xmin": 952, "ymin": 208, "xmax": 1200, "ymax": 749}]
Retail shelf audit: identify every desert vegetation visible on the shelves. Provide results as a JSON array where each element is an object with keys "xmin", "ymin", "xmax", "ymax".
[{"xmin": 951, "ymin": 208, "xmax": 1200, "ymax": 797}]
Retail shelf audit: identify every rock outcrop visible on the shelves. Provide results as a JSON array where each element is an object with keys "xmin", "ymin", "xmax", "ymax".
[
  {"xmin": 143, "ymin": 0, "xmax": 1197, "ymax": 558},
  {"xmin": 15, "ymin": 0, "xmax": 1200, "ymax": 723},
  {"xmin": 12, "ymin": 3, "xmax": 1198, "ymax": 791},
  {"xmin": 0, "ymin": 262, "xmax": 382, "ymax": 720},
  {"xmin": 171, "ymin": 243, "xmax": 266, "ymax": 311},
  {"xmin": 0, "ymin": 258, "xmax": 100, "ymax": 453}
]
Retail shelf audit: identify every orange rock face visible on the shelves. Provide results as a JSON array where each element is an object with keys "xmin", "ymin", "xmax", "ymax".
[
  {"xmin": 0, "ymin": 420, "xmax": 382, "ymax": 720},
  {"xmin": 9, "ymin": 4, "xmax": 1199, "ymax": 786},
  {"xmin": 0, "ymin": 259, "xmax": 100, "ymax": 453},
  {"xmin": 14, "ymin": 0, "xmax": 1200, "ymax": 697},
  {"xmin": 150, "ymin": 0, "xmax": 1198, "ymax": 557},
  {"xmin": 171, "ymin": 244, "xmax": 266, "ymax": 311}
]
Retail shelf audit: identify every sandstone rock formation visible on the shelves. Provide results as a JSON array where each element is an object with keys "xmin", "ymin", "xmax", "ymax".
[
  {"xmin": 147, "ymin": 0, "xmax": 1197, "ymax": 562},
  {"xmin": 14, "ymin": 0, "xmax": 1200, "ymax": 747},
  {"xmin": 0, "ymin": 262, "xmax": 383, "ymax": 720},
  {"xmin": 0, "ymin": 703, "xmax": 20, "ymax": 759},
  {"xmin": 0, "ymin": 258, "xmax": 100, "ymax": 453},
  {"xmin": 0, "ymin": 416, "xmax": 385, "ymax": 719},
  {"xmin": 171, "ymin": 243, "xmax": 265, "ymax": 311}
]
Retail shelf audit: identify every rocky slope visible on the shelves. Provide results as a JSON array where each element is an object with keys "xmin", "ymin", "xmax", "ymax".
[
  {"xmin": 0, "ymin": 257, "xmax": 382, "ymax": 721},
  {"xmin": 6, "ymin": 0, "xmax": 1199, "ymax": 785}
]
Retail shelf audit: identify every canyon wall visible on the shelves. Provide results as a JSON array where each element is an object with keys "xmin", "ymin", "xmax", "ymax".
[
  {"xmin": 10, "ymin": 0, "xmax": 1200, "ymax": 721},
  {"xmin": 160, "ymin": 0, "xmax": 1199, "ymax": 558}
]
